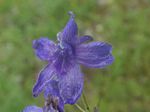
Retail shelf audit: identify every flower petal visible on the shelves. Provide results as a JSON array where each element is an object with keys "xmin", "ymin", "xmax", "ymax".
[
  {"xmin": 33, "ymin": 38, "xmax": 56, "ymax": 61},
  {"xmin": 76, "ymin": 42, "xmax": 114, "ymax": 68},
  {"xmin": 44, "ymin": 80, "xmax": 59, "ymax": 98},
  {"xmin": 58, "ymin": 64, "xmax": 83, "ymax": 104},
  {"xmin": 52, "ymin": 44, "xmax": 75, "ymax": 75},
  {"xmin": 78, "ymin": 35, "xmax": 93, "ymax": 44},
  {"xmin": 23, "ymin": 105, "xmax": 43, "ymax": 112},
  {"xmin": 57, "ymin": 11, "xmax": 78, "ymax": 44},
  {"xmin": 32, "ymin": 64, "xmax": 57, "ymax": 97}
]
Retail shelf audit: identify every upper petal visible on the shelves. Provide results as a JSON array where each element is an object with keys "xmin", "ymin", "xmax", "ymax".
[
  {"xmin": 23, "ymin": 105, "xmax": 43, "ymax": 112},
  {"xmin": 32, "ymin": 64, "xmax": 57, "ymax": 97},
  {"xmin": 33, "ymin": 38, "xmax": 56, "ymax": 61},
  {"xmin": 57, "ymin": 11, "xmax": 78, "ymax": 45},
  {"xmin": 58, "ymin": 64, "xmax": 83, "ymax": 104},
  {"xmin": 76, "ymin": 42, "xmax": 114, "ymax": 68},
  {"xmin": 78, "ymin": 35, "xmax": 93, "ymax": 44}
]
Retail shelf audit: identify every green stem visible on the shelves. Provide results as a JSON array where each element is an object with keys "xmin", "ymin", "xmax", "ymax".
[
  {"xmin": 75, "ymin": 104, "xmax": 86, "ymax": 112},
  {"xmin": 82, "ymin": 92, "xmax": 90, "ymax": 112},
  {"xmin": 81, "ymin": 94, "xmax": 87, "ymax": 110}
]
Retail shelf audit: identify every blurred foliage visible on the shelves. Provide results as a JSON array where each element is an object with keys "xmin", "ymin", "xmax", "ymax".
[{"xmin": 0, "ymin": 0, "xmax": 150, "ymax": 112}]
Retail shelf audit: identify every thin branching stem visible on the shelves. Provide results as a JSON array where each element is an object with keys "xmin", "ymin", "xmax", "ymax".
[
  {"xmin": 82, "ymin": 92, "xmax": 91, "ymax": 112},
  {"xmin": 74, "ymin": 104, "xmax": 86, "ymax": 112},
  {"xmin": 81, "ymin": 94, "xmax": 87, "ymax": 110}
]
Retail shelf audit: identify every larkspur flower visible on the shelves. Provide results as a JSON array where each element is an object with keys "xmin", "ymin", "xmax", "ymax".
[{"xmin": 32, "ymin": 11, "xmax": 114, "ymax": 110}]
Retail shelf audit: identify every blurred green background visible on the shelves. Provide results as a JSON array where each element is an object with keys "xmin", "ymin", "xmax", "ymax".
[{"xmin": 0, "ymin": 0, "xmax": 150, "ymax": 112}]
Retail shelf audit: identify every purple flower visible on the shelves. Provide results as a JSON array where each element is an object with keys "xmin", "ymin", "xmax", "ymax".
[{"xmin": 32, "ymin": 11, "xmax": 114, "ymax": 106}]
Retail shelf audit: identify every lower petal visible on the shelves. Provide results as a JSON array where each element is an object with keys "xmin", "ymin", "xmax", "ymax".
[
  {"xmin": 58, "ymin": 64, "xmax": 83, "ymax": 104},
  {"xmin": 32, "ymin": 64, "xmax": 57, "ymax": 97},
  {"xmin": 44, "ymin": 80, "xmax": 59, "ymax": 98}
]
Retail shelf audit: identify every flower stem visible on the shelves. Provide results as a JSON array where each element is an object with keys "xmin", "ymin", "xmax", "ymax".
[
  {"xmin": 75, "ymin": 104, "xmax": 86, "ymax": 112},
  {"xmin": 82, "ymin": 92, "xmax": 90, "ymax": 112}
]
